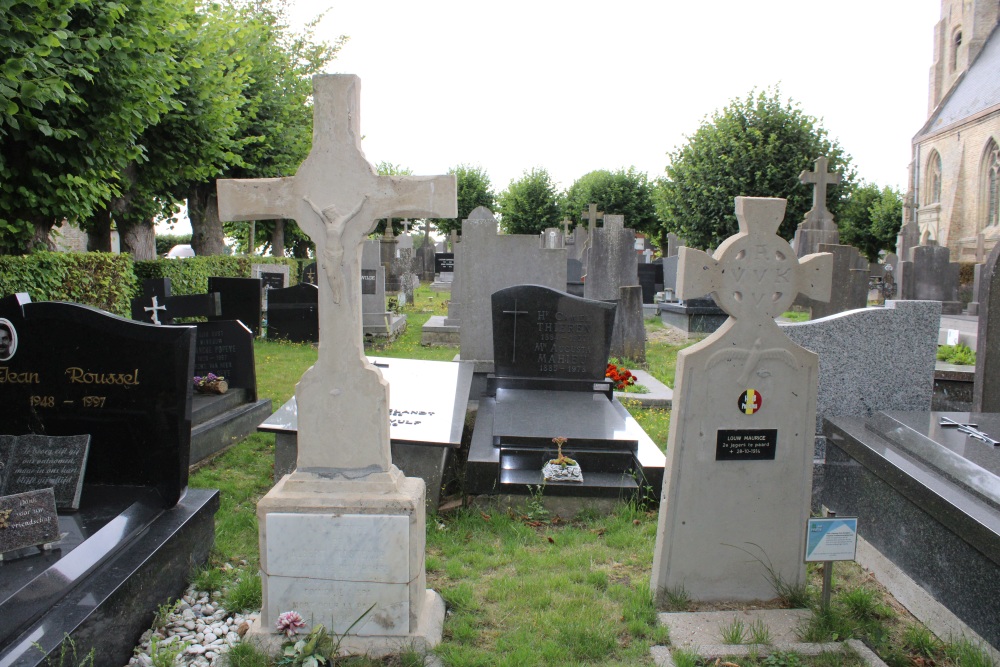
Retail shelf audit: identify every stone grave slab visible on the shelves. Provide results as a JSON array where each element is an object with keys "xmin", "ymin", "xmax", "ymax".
[
  {"xmin": 467, "ymin": 284, "xmax": 664, "ymax": 499},
  {"xmin": 822, "ymin": 410, "xmax": 1000, "ymax": 651},
  {"xmin": 362, "ymin": 239, "xmax": 406, "ymax": 339},
  {"xmin": 259, "ymin": 357, "xmax": 474, "ymax": 509},
  {"xmin": 0, "ymin": 293, "xmax": 218, "ymax": 666},
  {"xmin": 897, "ymin": 244, "xmax": 962, "ymax": 314},
  {"xmin": 266, "ymin": 283, "xmax": 319, "ymax": 343},
  {"xmin": 583, "ymin": 214, "xmax": 639, "ymax": 302},
  {"xmin": 208, "ymin": 276, "xmax": 264, "ymax": 336},
  {"xmin": 0, "ymin": 434, "xmax": 90, "ymax": 509},
  {"xmin": 651, "ymin": 197, "xmax": 833, "ymax": 603}
]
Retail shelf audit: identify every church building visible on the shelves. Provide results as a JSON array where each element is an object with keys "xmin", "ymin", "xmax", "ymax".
[{"xmin": 908, "ymin": 0, "xmax": 1000, "ymax": 260}]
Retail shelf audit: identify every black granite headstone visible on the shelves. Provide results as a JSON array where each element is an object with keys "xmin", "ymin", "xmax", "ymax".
[
  {"xmin": 207, "ymin": 277, "xmax": 263, "ymax": 336},
  {"xmin": 0, "ymin": 293, "xmax": 194, "ymax": 508},
  {"xmin": 260, "ymin": 272, "xmax": 285, "ymax": 291},
  {"xmin": 194, "ymin": 320, "xmax": 258, "ymax": 401},
  {"xmin": 0, "ymin": 488, "xmax": 60, "ymax": 555},
  {"xmin": 0, "ymin": 434, "xmax": 90, "ymax": 509},
  {"xmin": 434, "ymin": 252, "xmax": 455, "ymax": 274},
  {"xmin": 266, "ymin": 283, "xmax": 319, "ymax": 343},
  {"xmin": 130, "ymin": 278, "xmax": 221, "ymax": 325},
  {"xmin": 638, "ymin": 264, "xmax": 659, "ymax": 304},
  {"xmin": 491, "ymin": 284, "xmax": 616, "ymax": 381}
]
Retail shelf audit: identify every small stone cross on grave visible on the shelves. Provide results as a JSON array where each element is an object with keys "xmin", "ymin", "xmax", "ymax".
[
  {"xmin": 652, "ymin": 197, "xmax": 833, "ymax": 602},
  {"xmin": 217, "ymin": 74, "xmax": 456, "ymax": 472},
  {"xmin": 799, "ymin": 156, "xmax": 841, "ymax": 227}
]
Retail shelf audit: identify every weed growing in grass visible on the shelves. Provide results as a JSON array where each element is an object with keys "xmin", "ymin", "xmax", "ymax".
[
  {"xmin": 901, "ymin": 624, "xmax": 940, "ymax": 658},
  {"xmin": 761, "ymin": 651, "xmax": 804, "ymax": 666},
  {"xmin": 221, "ymin": 640, "xmax": 271, "ymax": 667},
  {"xmin": 35, "ymin": 636, "xmax": 94, "ymax": 667},
  {"xmin": 669, "ymin": 648, "xmax": 699, "ymax": 667},
  {"xmin": 152, "ymin": 598, "xmax": 181, "ymax": 630},
  {"xmin": 661, "ymin": 584, "xmax": 691, "ymax": 611},
  {"xmin": 190, "ymin": 563, "xmax": 227, "ymax": 594},
  {"xmin": 522, "ymin": 485, "xmax": 549, "ymax": 521},
  {"xmin": 223, "ymin": 569, "xmax": 263, "ymax": 613},
  {"xmin": 837, "ymin": 586, "xmax": 893, "ymax": 621},
  {"xmin": 747, "ymin": 617, "xmax": 773, "ymax": 645},
  {"xmin": 723, "ymin": 542, "xmax": 810, "ymax": 608},
  {"xmin": 719, "ymin": 616, "xmax": 747, "ymax": 644},
  {"xmin": 943, "ymin": 637, "xmax": 997, "ymax": 667}
]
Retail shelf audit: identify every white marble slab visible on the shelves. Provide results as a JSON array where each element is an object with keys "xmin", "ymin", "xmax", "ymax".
[
  {"xmin": 265, "ymin": 513, "xmax": 408, "ymax": 582},
  {"xmin": 264, "ymin": 575, "xmax": 410, "ymax": 636}
]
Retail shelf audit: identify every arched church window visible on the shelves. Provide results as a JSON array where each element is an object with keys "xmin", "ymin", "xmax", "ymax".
[
  {"xmin": 985, "ymin": 140, "xmax": 1000, "ymax": 228},
  {"xmin": 927, "ymin": 152, "xmax": 942, "ymax": 204}
]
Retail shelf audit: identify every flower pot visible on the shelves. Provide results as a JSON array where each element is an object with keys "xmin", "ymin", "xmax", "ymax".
[{"xmin": 542, "ymin": 461, "xmax": 583, "ymax": 483}]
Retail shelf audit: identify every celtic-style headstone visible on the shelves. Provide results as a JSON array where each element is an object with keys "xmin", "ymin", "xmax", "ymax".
[{"xmin": 652, "ymin": 197, "xmax": 832, "ymax": 602}]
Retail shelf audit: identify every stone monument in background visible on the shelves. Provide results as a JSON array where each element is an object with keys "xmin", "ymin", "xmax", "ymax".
[
  {"xmin": 217, "ymin": 74, "xmax": 456, "ymax": 655},
  {"xmin": 652, "ymin": 197, "xmax": 832, "ymax": 602},
  {"xmin": 791, "ymin": 156, "xmax": 841, "ymax": 258}
]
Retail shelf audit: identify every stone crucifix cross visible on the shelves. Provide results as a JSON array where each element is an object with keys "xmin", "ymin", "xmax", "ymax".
[
  {"xmin": 799, "ymin": 156, "xmax": 841, "ymax": 228},
  {"xmin": 217, "ymin": 74, "xmax": 456, "ymax": 472}
]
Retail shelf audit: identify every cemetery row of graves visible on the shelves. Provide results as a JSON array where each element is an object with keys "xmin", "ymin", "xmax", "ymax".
[{"xmin": 0, "ymin": 74, "xmax": 998, "ymax": 666}]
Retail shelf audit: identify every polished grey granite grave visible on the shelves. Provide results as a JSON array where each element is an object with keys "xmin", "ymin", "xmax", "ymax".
[
  {"xmin": 467, "ymin": 285, "xmax": 665, "ymax": 499},
  {"xmin": 258, "ymin": 357, "xmax": 473, "ymax": 508},
  {"xmin": 822, "ymin": 410, "xmax": 1000, "ymax": 650}
]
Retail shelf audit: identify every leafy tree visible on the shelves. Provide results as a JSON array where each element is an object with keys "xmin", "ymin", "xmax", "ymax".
[
  {"xmin": 213, "ymin": 0, "xmax": 345, "ymax": 258},
  {"xmin": 0, "ymin": 0, "xmax": 195, "ymax": 254},
  {"xmin": 430, "ymin": 164, "xmax": 496, "ymax": 236},
  {"xmin": 563, "ymin": 167, "xmax": 658, "ymax": 238},
  {"xmin": 838, "ymin": 182, "xmax": 903, "ymax": 262},
  {"xmin": 655, "ymin": 88, "xmax": 855, "ymax": 250},
  {"xmin": 497, "ymin": 168, "xmax": 562, "ymax": 235}
]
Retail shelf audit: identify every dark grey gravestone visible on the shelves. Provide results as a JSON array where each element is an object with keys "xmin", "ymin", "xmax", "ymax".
[
  {"xmin": 897, "ymin": 244, "xmax": 962, "ymax": 314},
  {"xmin": 609, "ymin": 285, "xmax": 645, "ymax": 362},
  {"xmin": 583, "ymin": 215, "xmax": 638, "ymax": 302},
  {"xmin": 301, "ymin": 262, "xmax": 318, "ymax": 285},
  {"xmin": 566, "ymin": 258, "xmax": 585, "ymax": 297},
  {"xmin": 194, "ymin": 320, "xmax": 258, "ymax": 400},
  {"xmin": 0, "ymin": 488, "xmax": 60, "ymax": 555},
  {"xmin": 801, "ymin": 243, "xmax": 870, "ymax": 319},
  {"xmin": 661, "ymin": 255, "xmax": 678, "ymax": 298},
  {"xmin": 266, "ymin": 283, "xmax": 319, "ymax": 343},
  {"xmin": 491, "ymin": 284, "xmax": 615, "ymax": 381},
  {"xmin": 974, "ymin": 242, "xmax": 1000, "ymax": 412},
  {"xmin": 822, "ymin": 410, "xmax": 1000, "ymax": 650},
  {"xmin": 434, "ymin": 253, "xmax": 455, "ymax": 274},
  {"xmin": 361, "ymin": 269, "xmax": 378, "ymax": 295},
  {"xmin": 0, "ymin": 435, "xmax": 90, "ymax": 510},
  {"xmin": 207, "ymin": 277, "xmax": 263, "ymax": 336},
  {"xmin": 638, "ymin": 264, "xmax": 658, "ymax": 304},
  {"xmin": 130, "ymin": 279, "xmax": 222, "ymax": 325}
]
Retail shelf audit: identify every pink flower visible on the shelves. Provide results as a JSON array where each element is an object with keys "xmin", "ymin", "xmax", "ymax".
[{"xmin": 276, "ymin": 610, "xmax": 306, "ymax": 637}]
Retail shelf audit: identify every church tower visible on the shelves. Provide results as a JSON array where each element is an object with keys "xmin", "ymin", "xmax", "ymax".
[{"xmin": 928, "ymin": 0, "xmax": 1000, "ymax": 113}]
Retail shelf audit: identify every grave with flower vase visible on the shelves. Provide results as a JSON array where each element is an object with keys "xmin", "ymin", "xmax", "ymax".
[{"xmin": 466, "ymin": 284, "xmax": 665, "ymax": 499}]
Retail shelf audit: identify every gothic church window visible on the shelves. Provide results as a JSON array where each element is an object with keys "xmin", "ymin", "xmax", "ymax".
[
  {"xmin": 927, "ymin": 152, "xmax": 942, "ymax": 204},
  {"xmin": 985, "ymin": 140, "xmax": 1000, "ymax": 228},
  {"xmin": 951, "ymin": 29, "xmax": 963, "ymax": 71}
]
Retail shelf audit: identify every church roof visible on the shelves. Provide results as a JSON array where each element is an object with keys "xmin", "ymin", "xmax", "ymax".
[{"xmin": 917, "ymin": 23, "xmax": 1000, "ymax": 139}]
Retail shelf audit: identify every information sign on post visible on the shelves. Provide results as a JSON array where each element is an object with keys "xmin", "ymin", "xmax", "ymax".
[{"xmin": 804, "ymin": 516, "xmax": 858, "ymax": 562}]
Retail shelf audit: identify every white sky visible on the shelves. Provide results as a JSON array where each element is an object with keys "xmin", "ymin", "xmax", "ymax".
[
  {"xmin": 289, "ymin": 0, "xmax": 942, "ymax": 194},
  {"xmin": 162, "ymin": 0, "xmax": 943, "ymax": 236}
]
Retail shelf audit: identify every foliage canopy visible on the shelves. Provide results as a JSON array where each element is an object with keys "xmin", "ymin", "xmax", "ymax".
[
  {"xmin": 838, "ymin": 182, "xmax": 903, "ymax": 261},
  {"xmin": 497, "ymin": 168, "xmax": 562, "ymax": 235},
  {"xmin": 563, "ymin": 167, "xmax": 659, "ymax": 239}
]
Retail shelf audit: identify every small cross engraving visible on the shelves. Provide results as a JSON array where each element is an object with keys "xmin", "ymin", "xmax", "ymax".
[
  {"xmin": 502, "ymin": 301, "xmax": 529, "ymax": 362},
  {"xmin": 143, "ymin": 296, "xmax": 167, "ymax": 326}
]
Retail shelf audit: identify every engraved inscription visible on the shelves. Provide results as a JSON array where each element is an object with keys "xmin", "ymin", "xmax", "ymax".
[
  {"xmin": 65, "ymin": 367, "xmax": 140, "ymax": 385},
  {"xmin": 0, "ymin": 367, "xmax": 40, "ymax": 384},
  {"xmin": 197, "ymin": 331, "xmax": 237, "ymax": 376},
  {"xmin": 533, "ymin": 310, "xmax": 594, "ymax": 374}
]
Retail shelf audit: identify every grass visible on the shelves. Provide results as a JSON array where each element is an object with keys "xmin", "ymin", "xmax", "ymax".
[{"xmin": 183, "ymin": 284, "xmax": 996, "ymax": 667}]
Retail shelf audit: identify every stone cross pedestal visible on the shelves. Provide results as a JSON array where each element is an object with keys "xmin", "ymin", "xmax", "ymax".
[
  {"xmin": 651, "ymin": 197, "xmax": 832, "ymax": 602},
  {"xmin": 791, "ymin": 156, "xmax": 841, "ymax": 258},
  {"xmin": 217, "ymin": 74, "xmax": 456, "ymax": 655}
]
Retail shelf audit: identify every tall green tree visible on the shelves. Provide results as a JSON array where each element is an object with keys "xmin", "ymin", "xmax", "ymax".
[
  {"xmin": 430, "ymin": 164, "xmax": 496, "ymax": 236},
  {"xmin": 213, "ymin": 0, "xmax": 345, "ymax": 258},
  {"xmin": 838, "ymin": 182, "xmax": 903, "ymax": 261},
  {"xmin": 656, "ymin": 88, "xmax": 855, "ymax": 250},
  {"xmin": 0, "ymin": 0, "xmax": 195, "ymax": 254},
  {"xmin": 563, "ymin": 167, "xmax": 658, "ymax": 238},
  {"xmin": 497, "ymin": 168, "xmax": 562, "ymax": 235}
]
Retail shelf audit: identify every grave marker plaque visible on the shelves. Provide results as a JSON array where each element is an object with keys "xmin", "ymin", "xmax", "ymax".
[
  {"xmin": 434, "ymin": 253, "xmax": 454, "ymax": 274},
  {"xmin": 0, "ymin": 434, "xmax": 90, "ymax": 509},
  {"xmin": 0, "ymin": 488, "xmax": 60, "ymax": 555}
]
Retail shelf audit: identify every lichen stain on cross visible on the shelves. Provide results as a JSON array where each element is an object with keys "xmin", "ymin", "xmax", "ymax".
[{"xmin": 216, "ymin": 74, "xmax": 456, "ymax": 472}]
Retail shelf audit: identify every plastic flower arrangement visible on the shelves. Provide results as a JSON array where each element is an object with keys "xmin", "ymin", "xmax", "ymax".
[
  {"xmin": 550, "ymin": 436, "xmax": 576, "ymax": 467},
  {"xmin": 276, "ymin": 610, "xmax": 307, "ymax": 638},
  {"xmin": 605, "ymin": 363, "xmax": 635, "ymax": 390},
  {"xmin": 193, "ymin": 373, "xmax": 225, "ymax": 389}
]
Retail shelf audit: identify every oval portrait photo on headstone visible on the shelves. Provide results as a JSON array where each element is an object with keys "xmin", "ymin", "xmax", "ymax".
[
  {"xmin": 738, "ymin": 388, "xmax": 762, "ymax": 415},
  {"xmin": 0, "ymin": 318, "xmax": 17, "ymax": 361}
]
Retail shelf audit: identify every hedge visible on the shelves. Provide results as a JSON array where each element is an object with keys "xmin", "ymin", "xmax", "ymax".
[
  {"xmin": 0, "ymin": 252, "xmax": 137, "ymax": 316},
  {"xmin": 133, "ymin": 255, "xmax": 300, "ymax": 295}
]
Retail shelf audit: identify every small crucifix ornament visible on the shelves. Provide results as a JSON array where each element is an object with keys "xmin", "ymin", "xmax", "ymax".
[
  {"xmin": 217, "ymin": 75, "xmax": 456, "ymax": 473},
  {"xmin": 652, "ymin": 197, "xmax": 833, "ymax": 602}
]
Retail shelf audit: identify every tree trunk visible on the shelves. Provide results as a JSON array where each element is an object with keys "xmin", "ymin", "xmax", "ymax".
[
  {"xmin": 188, "ymin": 183, "xmax": 226, "ymax": 256},
  {"xmin": 120, "ymin": 218, "xmax": 157, "ymax": 260},
  {"xmin": 87, "ymin": 206, "xmax": 113, "ymax": 252},
  {"xmin": 27, "ymin": 217, "xmax": 56, "ymax": 252},
  {"xmin": 270, "ymin": 220, "xmax": 285, "ymax": 257}
]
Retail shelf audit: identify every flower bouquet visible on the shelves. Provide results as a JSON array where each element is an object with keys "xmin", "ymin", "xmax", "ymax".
[
  {"xmin": 542, "ymin": 436, "xmax": 583, "ymax": 483},
  {"xmin": 193, "ymin": 373, "xmax": 228, "ymax": 395},
  {"xmin": 606, "ymin": 362, "xmax": 636, "ymax": 390}
]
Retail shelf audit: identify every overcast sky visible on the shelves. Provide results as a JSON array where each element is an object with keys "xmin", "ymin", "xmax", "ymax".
[{"xmin": 286, "ymin": 0, "xmax": 942, "ymax": 196}]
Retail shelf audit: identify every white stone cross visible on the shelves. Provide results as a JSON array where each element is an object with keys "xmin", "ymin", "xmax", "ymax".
[
  {"xmin": 799, "ymin": 156, "xmax": 841, "ymax": 227},
  {"xmin": 217, "ymin": 74, "xmax": 456, "ymax": 472},
  {"xmin": 143, "ymin": 296, "xmax": 167, "ymax": 326}
]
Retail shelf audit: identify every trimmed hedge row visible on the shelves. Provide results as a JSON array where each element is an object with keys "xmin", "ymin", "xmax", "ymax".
[
  {"xmin": 0, "ymin": 253, "xmax": 302, "ymax": 316},
  {"xmin": 0, "ymin": 252, "xmax": 136, "ymax": 316}
]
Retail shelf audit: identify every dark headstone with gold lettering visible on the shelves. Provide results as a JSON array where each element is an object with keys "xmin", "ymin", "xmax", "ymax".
[{"xmin": 0, "ymin": 293, "xmax": 219, "ymax": 667}]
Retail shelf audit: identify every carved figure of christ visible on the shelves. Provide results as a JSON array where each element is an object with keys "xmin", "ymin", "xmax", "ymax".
[{"xmin": 217, "ymin": 75, "xmax": 456, "ymax": 473}]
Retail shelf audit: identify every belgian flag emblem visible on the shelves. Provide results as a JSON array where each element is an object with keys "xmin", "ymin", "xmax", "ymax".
[{"xmin": 738, "ymin": 389, "xmax": 762, "ymax": 415}]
